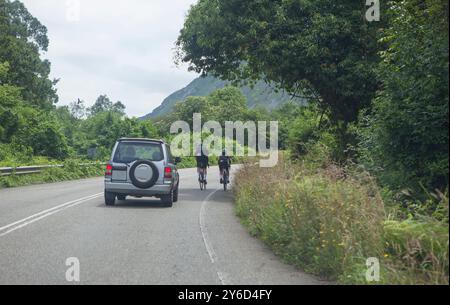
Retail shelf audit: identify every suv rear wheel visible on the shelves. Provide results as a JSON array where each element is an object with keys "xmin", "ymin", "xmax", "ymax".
[
  {"xmin": 161, "ymin": 190, "xmax": 174, "ymax": 207},
  {"xmin": 173, "ymin": 184, "xmax": 179, "ymax": 203},
  {"xmin": 105, "ymin": 191, "xmax": 116, "ymax": 206}
]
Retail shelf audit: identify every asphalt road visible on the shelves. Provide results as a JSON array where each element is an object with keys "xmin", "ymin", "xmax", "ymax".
[{"xmin": 0, "ymin": 167, "xmax": 324, "ymax": 285}]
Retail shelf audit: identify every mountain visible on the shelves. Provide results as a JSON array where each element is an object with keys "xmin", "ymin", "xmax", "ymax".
[{"xmin": 142, "ymin": 76, "xmax": 303, "ymax": 119}]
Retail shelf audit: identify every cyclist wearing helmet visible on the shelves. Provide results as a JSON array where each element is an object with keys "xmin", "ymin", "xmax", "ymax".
[
  {"xmin": 218, "ymin": 149, "xmax": 231, "ymax": 184},
  {"xmin": 195, "ymin": 144, "xmax": 209, "ymax": 184}
]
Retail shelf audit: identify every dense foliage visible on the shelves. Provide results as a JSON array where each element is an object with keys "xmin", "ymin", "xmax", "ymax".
[
  {"xmin": 0, "ymin": 0, "xmax": 57, "ymax": 108},
  {"xmin": 357, "ymin": 0, "xmax": 449, "ymax": 193},
  {"xmin": 0, "ymin": 1, "xmax": 157, "ymax": 165},
  {"xmin": 177, "ymin": 0, "xmax": 449, "ymax": 197},
  {"xmin": 176, "ymin": 0, "xmax": 381, "ymax": 138}
]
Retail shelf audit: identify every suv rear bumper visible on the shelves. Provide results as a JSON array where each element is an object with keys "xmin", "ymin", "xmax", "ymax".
[{"xmin": 105, "ymin": 181, "xmax": 173, "ymax": 197}]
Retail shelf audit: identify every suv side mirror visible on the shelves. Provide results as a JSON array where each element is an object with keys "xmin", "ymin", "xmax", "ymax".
[{"xmin": 174, "ymin": 157, "xmax": 181, "ymax": 164}]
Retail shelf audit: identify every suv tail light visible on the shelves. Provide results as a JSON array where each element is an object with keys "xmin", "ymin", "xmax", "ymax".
[
  {"xmin": 105, "ymin": 164, "xmax": 113, "ymax": 176},
  {"xmin": 164, "ymin": 167, "xmax": 172, "ymax": 179}
]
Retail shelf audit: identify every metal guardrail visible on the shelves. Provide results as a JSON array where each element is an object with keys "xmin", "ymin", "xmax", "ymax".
[{"xmin": 0, "ymin": 163, "xmax": 105, "ymax": 177}]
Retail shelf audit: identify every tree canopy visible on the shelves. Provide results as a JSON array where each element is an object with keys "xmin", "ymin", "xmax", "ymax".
[
  {"xmin": 0, "ymin": 0, "xmax": 57, "ymax": 108},
  {"xmin": 88, "ymin": 95, "xmax": 126, "ymax": 117},
  {"xmin": 357, "ymin": 0, "xmax": 449, "ymax": 191},
  {"xmin": 176, "ymin": 0, "xmax": 381, "ymax": 125}
]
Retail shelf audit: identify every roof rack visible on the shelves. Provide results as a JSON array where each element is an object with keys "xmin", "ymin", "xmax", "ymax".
[{"xmin": 118, "ymin": 138, "xmax": 165, "ymax": 143}]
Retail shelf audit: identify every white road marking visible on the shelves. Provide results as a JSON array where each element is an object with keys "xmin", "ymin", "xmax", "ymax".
[
  {"xmin": 199, "ymin": 188, "xmax": 231, "ymax": 285},
  {"xmin": 199, "ymin": 189, "xmax": 220, "ymax": 264},
  {"xmin": 0, "ymin": 193, "xmax": 102, "ymax": 237}
]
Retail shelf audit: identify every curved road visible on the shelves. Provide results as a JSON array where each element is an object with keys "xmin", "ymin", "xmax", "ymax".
[{"xmin": 0, "ymin": 168, "xmax": 323, "ymax": 285}]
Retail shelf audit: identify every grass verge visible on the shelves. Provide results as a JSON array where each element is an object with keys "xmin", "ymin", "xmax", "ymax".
[
  {"xmin": 0, "ymin": 160, "xmax": 104, "ymax": 188},
  {"xmin": 233, "ymin": 155, "xmax": 449, "ymax": 284}
]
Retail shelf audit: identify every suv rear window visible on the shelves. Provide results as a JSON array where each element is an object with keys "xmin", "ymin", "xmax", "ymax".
[{"xmin": 113, "ymin": 142, "xmax": 164, "ymax": 163}]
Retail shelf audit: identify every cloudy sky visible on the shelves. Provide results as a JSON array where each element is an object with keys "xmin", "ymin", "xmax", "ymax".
[{"xmin": 21, "ymin": 0, "xmax": 199, "ymax": 117}]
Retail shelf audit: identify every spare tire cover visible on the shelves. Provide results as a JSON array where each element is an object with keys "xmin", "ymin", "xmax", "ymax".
[{"xmin": 130, "ymin": 160, "xmax": 159, "ymax": 189}]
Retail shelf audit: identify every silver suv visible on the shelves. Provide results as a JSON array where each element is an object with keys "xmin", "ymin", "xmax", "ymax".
[{"xmin": 104, "ymin": 138, "xmax": 180, "ymax": 207}]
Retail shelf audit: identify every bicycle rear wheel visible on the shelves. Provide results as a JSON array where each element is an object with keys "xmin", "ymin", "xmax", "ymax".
[
  {"xmin": 223, "ymin": 172, "xmax": 228, "ymax": 191},
  {"xmin": 199, "ymin": 171, "xmax": 206, "ymax": 190},
  {"xmin": 199, "ymin": 173, "xmax": 204, "ymax": 190}
]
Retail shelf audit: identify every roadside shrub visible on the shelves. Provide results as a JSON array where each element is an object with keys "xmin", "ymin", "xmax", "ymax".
[
  {"xmin": 14, "ymin": 109, "xmax": 70, "ymax": 160},
  {"xmin": 0, "ymin": 160, "xmax": 104, "ymax": 188},
  {"xmin": 0, "ymin": 143, "xmax": 32, "ymax": 166},
  {"xmin": 234, "ymin": 155, "xmax": 385, "ymax": 281},
  {"xmin": 234, "ymin": 155, "xmax": 449, "ymax": 284},
  {"xmin": 287, "ymin": 106, "xmax": 325, "ymax": 159},
  {"xmin": 383, "ymin": 219, "xmax": 449, "ymax": 284},
  {"xmin": 287, "ymin": 105, "xmax": 346, "ymax": 164},
  {"xmin": 383, "ymin": 187, "xmax": 450, "ymax": 223}
]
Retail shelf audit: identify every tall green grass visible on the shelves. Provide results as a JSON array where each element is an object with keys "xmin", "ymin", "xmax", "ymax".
[{"xmin": 233, "ymin": 154, "xmax": 449, "ymax": 284}]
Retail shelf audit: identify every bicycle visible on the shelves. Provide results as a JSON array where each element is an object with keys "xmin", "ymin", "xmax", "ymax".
[
  {"xmin": 221, "ymin": 168, "xmax": 230, "ymax": 191},
  {"xmin": 198, "ymin": 167, "xmax": 207, "ymax": 191}
]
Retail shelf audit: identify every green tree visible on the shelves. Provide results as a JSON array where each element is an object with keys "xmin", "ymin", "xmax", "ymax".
[
  {"xmin": 0, "ymin": 62, "xmax": 22, "ymax": 143},
  {"xmin": 15, "ymin": 108, "xmax": 70, "ymax": 159},
  {"xmin": 55, "ymin": 105, "xmax": 82, "ymax": 150},
  {"xmin": 88, "ymin": 95, "xmax": 126, "ymax": 116},
  {"xmin": 173, "ymin": 96, "xmax": 212, "ymax": 127},
  {"xmin": 79, "ymin": 111, "xmax": 158, "ymax": 160},
  {"xmin": 176, "ymin": 0, "xmax": 381, "ymax": 128},
  {"xmin": 88, "ymin": 95, "xmax": 113, "ymax": 116},
  {"xmin": 358, "ymin": 0, "xmax": 449, "ymax": 192},
  {"xmin": 152, "ymin": 111, "xmax": 180, "ymax": 137},
  {"xmin": 171, "ymin": 86, "xmax": 250, "ymax": 129},
  {"xmin": 271, "ymin": 101, "xmax": 303, "ymax": 150},
  {"xmin": 0, "ymin": 0, "xmax": 57, "ymax": 108},
  {"xmin": 209, "ymin": 86, "xmax": 247, "ymax": 124},
  {"xmin": 82, "ymin": 111, "xmax": 123, "ymax": 152},
  {"xmin": 288, "ymin": 106, "xmax": 325, "ymax": 158},
  {"xmin": 138, "ymin": 120, "xmax": 158, "ymax": 139},
  {"xmin": 112, "ymin": 101, "xmax": 126, "ymax": 116}
]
